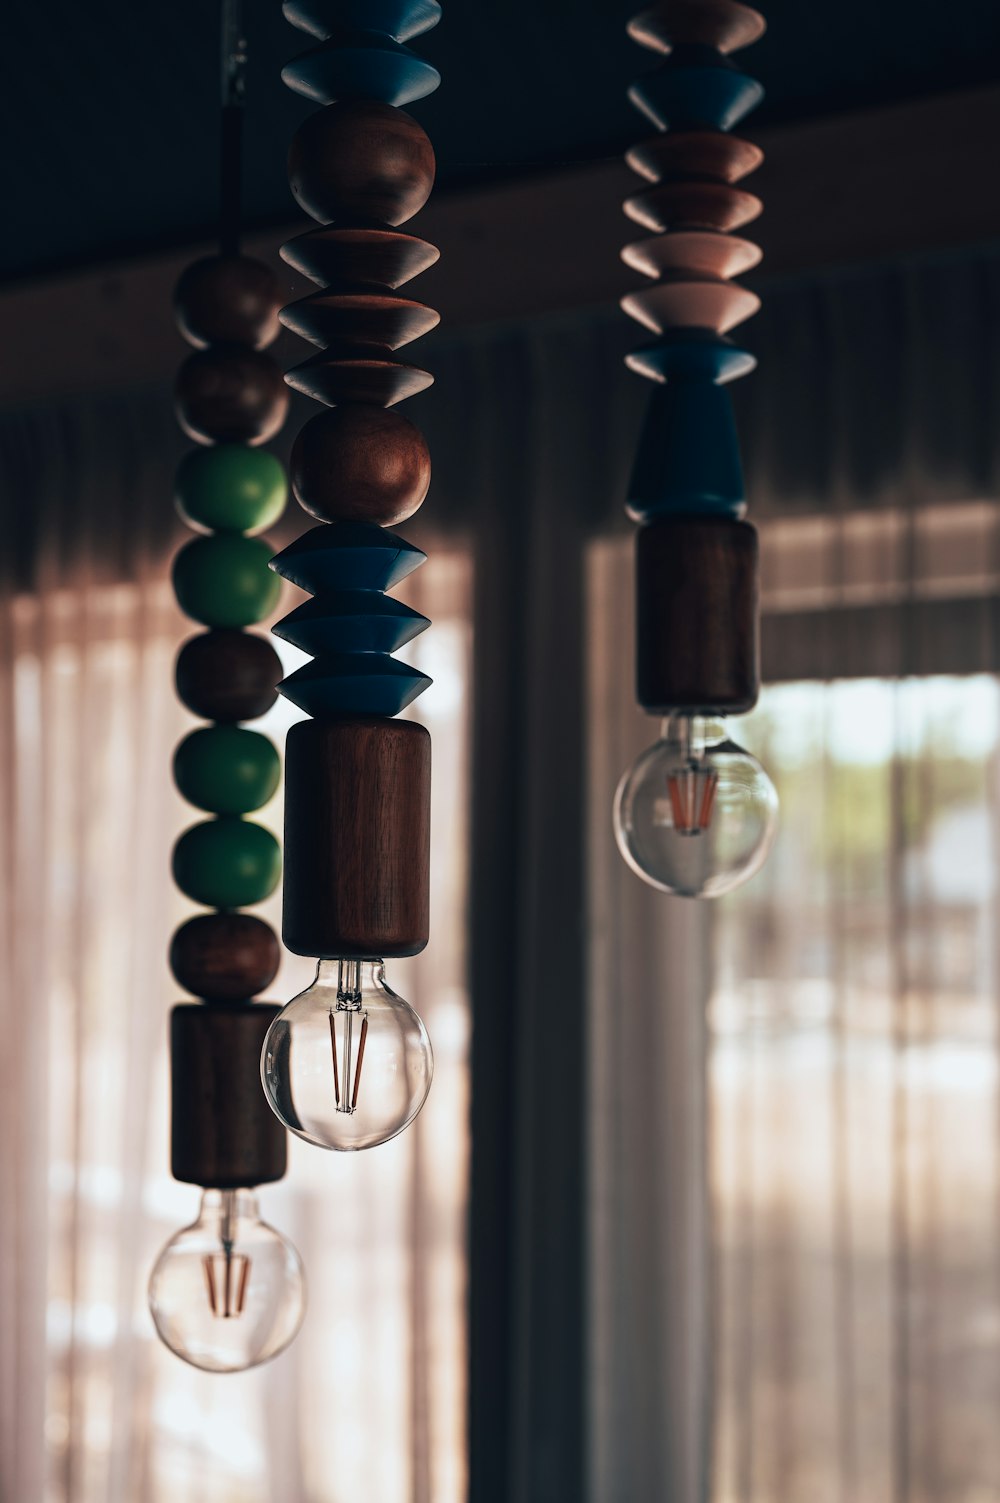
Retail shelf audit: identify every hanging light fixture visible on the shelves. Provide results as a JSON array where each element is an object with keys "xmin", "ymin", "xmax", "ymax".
[
  {"xmin": 612, "ymin": 0, "xmax": 778, "ymax": 897},
  {"xmin": 259, "ymin": 0, "xmax": 442, "ymax": 1151},
  {"xmin": 149, "ymin": 0, "xmax": 305, "ymax": 1373}
]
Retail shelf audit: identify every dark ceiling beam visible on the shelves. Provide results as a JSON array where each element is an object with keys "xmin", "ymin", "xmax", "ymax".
[{"xmin": 3, "ymin": 83, "xmax": 1000, "ymax": 406}]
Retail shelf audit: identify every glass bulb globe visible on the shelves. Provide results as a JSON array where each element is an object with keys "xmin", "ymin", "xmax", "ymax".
[
  {"xmin": 148, "ymin": 1188, "xmax": 305, "ymax": 1372},
  {"xmin": 260, "ymin": 959, "xmax": 433, "ymax": 1151},
  {"xmin": 613, "ymin": 714, "xmax": 778, "ymax": 897}
]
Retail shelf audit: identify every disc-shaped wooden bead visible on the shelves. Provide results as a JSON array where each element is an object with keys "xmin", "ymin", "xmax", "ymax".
[
  {"xmin": 174, "ymin": 256, "xmax": 283, "ymax": 350},
  {"xmin": 621, "ymin": 279, "xmax": 760, "ymax": 335},
  {"xmin": 627, "ymin": 132, "xmax": 763, "ymax": 186},
  {"xmin": 172, "ymin": 535, "xmax": 281, "ymax": 628},
  {"xmin": 173, "ymin": 726, "xmax": 281, "ymax": 814},
  {"xmin": 281, "ymin": 226, "xmax": 439, "ymax": 288},
  {"xmin": 291, "ymin": 405, "xmax": 431, "ymax": 525},
  {"xmin": 624, "ymin": 181, "xmax": 762, "ymax": 234},
  {"xmin": 288, "ymin": 100, "xmax": 435, "ymax": 226},
  {"xmin": 172, "ymin": 818, "xmax": 282, "ymax": 908},
  {"xmin": 176, "ymin": 348, "xmax": 289, "ymax": 446},
  {"xmin": 170, "ymin": 912, "xmax": 281, "ymax": 1000},
  {"xmin": 285, "ymin": 351, "xmax": 433, "ymax": 406},
  {"xmin": 176, "ymin": 630, "xmax": 282, "ymax": 722},
  {"xmin": 622, "ymin": 230, "xmax": 761, "ymax": 281},
  {"xmin": 280, "ymin": 289, "xmax": 439, "ymax": 350},
  {"xmin": 628, "ymin": 0, "xmax": 766, "ymax": 55},
  {"xmin": 175, "ymin": 445, "xmax": 287, "ymax": 534}
]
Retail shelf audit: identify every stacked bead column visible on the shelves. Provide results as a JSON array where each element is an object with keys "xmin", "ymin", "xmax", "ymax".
[
  {"xmin": 168, "ymin": 250, "xmax": 290, "ymax": 1191},
  {"xmin": 622, "ymin": 0, "xmax": 765, "ymax": 715},
  {"xmin": 270, "ymin": 0, "xmax": 441, "ymax": 967}
]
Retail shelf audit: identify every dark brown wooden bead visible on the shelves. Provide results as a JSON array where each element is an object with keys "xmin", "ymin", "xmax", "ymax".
[
  {"xmin": 624, "ymin": 180, "xmax": 762, "ymax": 234},
  {"xmin": 285, "ymin": 351, "xmax": 433, "ymax": 406},
  {"xmin": 627, "ymin": 131, "xmax": 763, "ymax": 186},
  {"xmin": 281, "ymin": 226, "xmax": 440, "ymax": 288},
  {"xmin": 282, "ymin": 716, "xmax": 430, "ymax": 959},
  {"xmin": 170, "ymin": 1003, "xmax": 287, "ymax": 1187},
  {"xmin": 280, "ymin": 289, "xmax": 439, "ymax": 350},
  {"xmin": 291, "ymin": 405, "xmax": 431, "ymax": 525},
  {"xmin": 288, "ymin": 101, "xmax": 435, "ymax": 226},
  {"xmin": 175, "ymin": 347, "xmax": 290, "ymax": 446},
  {"xmin": 175, "ymin": 629, "xmax": 282, "ymax": 722},
  {"xmin": 174, "ymin": 255, "xmax": 283, "ymax": 350},
  {"xmin": 170, "ymin": 913, "xmax": 281, "ymax": 1001},
  {"xmin": 636, "ymin": 516, "xmax": 759, "ymax": 713},
  {"xmin": 628, "ymin": 0, "xmax": 766, "ymax": 55}
]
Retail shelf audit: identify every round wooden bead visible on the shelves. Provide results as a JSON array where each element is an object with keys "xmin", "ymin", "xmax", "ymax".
[
  {"xmin": 288, "ymin": 100, "xmax": 435, "ymax": 226},
  {"xmin": 175, "ymin": 445, "xmax": 288, "ymax": 534},
  {"xmin": 169, "ymin": 912, "xmax": 281, "ymax": 1000},
  {"xmin": 173, "ymin": 726, "xmax": 281, "ymax": 814},
  {"xmin": 172, "ymin": 817, "xmax": 281, "ymax": 908},
  {"xmin": 174, "ymin": 255, "xmax": 283, "ymax": 350},
  {"xmin": 172, "ymin": 535, "xmax": 281, "ymax": 628},
  {"xmin": 291, "ymin": 405, "xmax": 431, "ymax": 525},
  {"xmin": 176, "ymin": 630, "xmax": 282, "ymax": 721},
  {"xmin": 175, "ymin": 347, "xmax": 289, "ymax": 446}
]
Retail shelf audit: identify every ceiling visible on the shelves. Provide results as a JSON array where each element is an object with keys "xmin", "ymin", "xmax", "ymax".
[{"xmin": 5, "ymin": 0, "xmax": 1000, "ymax": 284}]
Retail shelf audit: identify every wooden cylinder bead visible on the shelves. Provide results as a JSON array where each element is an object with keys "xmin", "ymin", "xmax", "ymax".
[
  {"xmin": 170, "ymin": 1003, "xmax": 286, "ymax": 1187},
  {"xmin": 170, "ymin": 912, "xmax": 281, "ymax": 1001},
  {"xmin": 175, "ymin": 347, "xmax": 289, "ymax": 446},
  {"xmin": 282, "ymin": 716, "xmax": 430, "ymax": 959},
  {"xmin": 636, "ymin": 516, "xmax": 759, "ymax": 713},
  {"xmin": 176, "ymin": 630, "xmax": 282, "ymax": 722},
  {"xmin": 288, "ymin": 100, "xmax": 435, "ymax": 226},
  {"xmin": 291, "ymin": 405, "xmax": 431, "ymax": 525},
  {"xmin": 174, "ymin": 255, "xmax": 282, "ymax": 350}
]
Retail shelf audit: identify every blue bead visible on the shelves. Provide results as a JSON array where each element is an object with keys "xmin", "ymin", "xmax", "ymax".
[
  {"xmin": 282, "ymin": 34, "xmax": 441, "ymax": 106},
  {"xmin": 278, "ymin": 655, "xmax": 432, "ymax": 719},
  {"xmin": 629, "ymin": 64, "xmax": 763, "ymax": 132},
  {"xmin": 270, "ymin": 523, "xmax": 426, "ymax": 595},
  {"xmin": 627, "ymin": 331, "xmax": 757, "ymax": 385},
  {"xmin": 283, "ymin": 0, "xmax": 441, "ymax": 43},
  {"xmin": 274, "ymin": 592, "xmax": 430, "ymax": 655},
  {"xmin": 627, "ymin": 381, "xmax": 746, "ymax": 522}
]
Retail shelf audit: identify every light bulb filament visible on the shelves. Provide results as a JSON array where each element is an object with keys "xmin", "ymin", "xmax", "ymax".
[
  {"xmin": 329, "ymin": 1001, "xmax": 369, "ymax": 1115},
  {"xmin": 202, "ymin": 1249, "xmax": 252, "ymax": 1319},
  {"xmin": 666, "ymin": 766, "xmax": 719, "ymax": 835}
]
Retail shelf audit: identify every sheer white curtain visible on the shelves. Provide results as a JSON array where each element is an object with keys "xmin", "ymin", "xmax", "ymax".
[{"xmin": 0, "ymin": 384, "xmax": 471, "ymax": 1503}]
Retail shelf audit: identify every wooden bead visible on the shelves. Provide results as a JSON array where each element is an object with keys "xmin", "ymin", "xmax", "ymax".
[
  {"xmin": 176, "ymin": 630, "xmax": 282, "ymax": 722},
  {"xmin": 285, "ymin": 349, "xmax": 433, "ymax": 406},
  {"xmin": 280, "ymin": 226, "xmax": 439, "ymax": 288},
  {"xmin": 626, "ymin": 131, "xmax": 763, "ymax": 186},
  {"xmin": 175, "ymin": 347, "xmax": 290, "ymax": 446},
  {"xmin": 174, "ymin": 255, "xmax": 283, "ymax": 350},
  {"xmin": 170, "ymin": 1003, "xmax": 286, "ymax": 1187},
  {"xmin": 288, "ymin": 100, "xmax": 435, "ymax": 226},
  {"xmin": 172, "ymin": 535, "xmax": 281, "ymax": 628},
  {"xmin": 622, "ymin": 230, "xmax": 761, "ymax": 281},
  {"xmin": 628, "ymin": 0, "xmax": 766, "ymax": 56},
  {"xmin": 173, "ymin": 818, "xmax": 282, "ymax": 909},
  {"xmin": 621, "ymin": 279, "xmax": 760, "ymax": 335},
  {"xmin": 624, "ymin": 180, "xmax": 762, "ymax": 234},
  {"xmin": 170, "ymin": 912, "xmax": 281, "ymax": 1000},
  {"xmin": 175, "ymin": 445, "xmax": 287, "ymax": 534},
  {"xmin": 291, "ymin": 405, "xmax": 430, "ymax": 525},
  {"xmin": 279, "ymin": 289, "xmax": 439, "ymax": 350},
  {"xmin": 282, "ymin": 716, "xmax": 430, "ymax": 958},
  {"xmin": 173, "ymin": 726, "xmax": 281, "ymax": 814},
  {"xmin": 636, "ymin": 516, "xmax": 759, "ymax": 713}
]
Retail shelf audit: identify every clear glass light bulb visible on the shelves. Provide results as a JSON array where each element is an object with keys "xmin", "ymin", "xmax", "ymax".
[
  {"xmin": 613, "ymin": 714, "xmax": 778, "ymax": 897},
  {"xmin": 260, "ymin": 959, "xmax": 433, "ymax": 1151},
  {"xmin": 148, "ymin": 1188, "xmax": 305, "ymax": 1372}
]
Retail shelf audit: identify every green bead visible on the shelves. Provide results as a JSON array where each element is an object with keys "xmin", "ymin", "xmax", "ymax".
[
  {"xmin": 172, "ymin": 817, "xmax": 281, "ymax": 908},
  {"xmin": 175, "ymin": 445, "xmax": 287, "ymax": 534},
  {"xmin": 172, "ymin": 534, "xmax": 281, "ymax": 627},
  {"xmin": 173, "ymin": 726, "xmax": 281, "ymax": 814}
]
